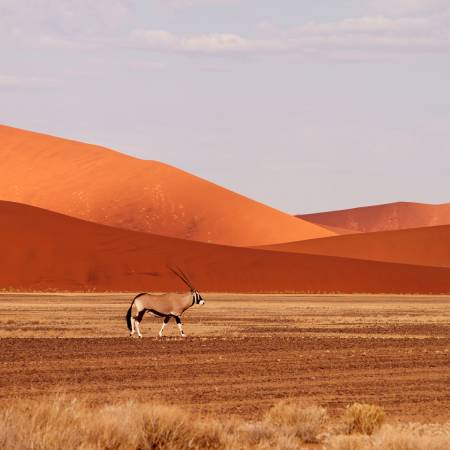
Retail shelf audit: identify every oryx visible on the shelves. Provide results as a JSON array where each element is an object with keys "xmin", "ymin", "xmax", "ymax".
[{"xmin": 125, "ymin": 268, "xmax": 204, "ymax": 338}]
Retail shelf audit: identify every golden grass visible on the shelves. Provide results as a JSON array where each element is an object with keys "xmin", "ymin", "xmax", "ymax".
[
  {"xmin": 372, "ymin": 423, "xmax": 450, "ymax": 450},
  {"xmin": 1, "ymin": 396, "xmax": 450, "ymax": 450},
  {"xmin": 0, "ymin": 397, "xmax": 227, "ymax": 450},
  {"xmin": 329, "ymin": 434, "xmax": 373, "ymax": 450},
  {"xmin": 343, "ymin": 403, "xmax": 386, "ymax": 435},
  {"xmin": 329, "ymin": 423, "xmax": 450, "ymax": 450},
  {"xmin": 264, "ymin": 400, "xmax": 328, "ymax": 443}
]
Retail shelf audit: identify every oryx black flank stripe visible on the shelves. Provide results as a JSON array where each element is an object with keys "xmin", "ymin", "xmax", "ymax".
[{"xmin": 146, "ymin": 308, "xmax": 166, "ymax": 317}]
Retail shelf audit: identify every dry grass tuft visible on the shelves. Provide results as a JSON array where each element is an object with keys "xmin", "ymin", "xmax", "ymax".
[
  {"xmin": 238, "ymin": 421, "xmax": 277, "ymax": 446},
  {"xmin": 264, "ymin": 399, "xmax": 328, "ymax": 443},
  {"xmin": 343, "ymin": 403, "xmax": 386, "ymax": 435},
  {"xmin": 0, "ymin": 397, "xmax": 228, "ymax": 450},
  {"xmin": 329, "ymin": 422, "xmax": 450, "ymax": 450},
  {"xmin": 236, "ymin": 421, "xmax": 302, "ymax": 449},
  {"xmin": 329, "ymin": 433, "xmax": 372, "ymax": 450},
  {"xmin": 372, "ymin": 423, "xmax": 450, "ymax": 450}
]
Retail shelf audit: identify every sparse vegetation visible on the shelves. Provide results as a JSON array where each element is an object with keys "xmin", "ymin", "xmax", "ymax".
[
  {"xmin": 264, "ymin": 399, "xmax": 328, "ymax": 442},
  {"xmin": 343, "ymin": 403, "xmax": 386, "ymax": 435},
  {"xmin": 1, "ymin": 396, "xmax": 448, "ymax": 450},
  {"xmin": 329, "ymin": 433, "xmax": 372, "ymax": 450},
  {"xmin": 0, "ymin": 397, "xmax": 227, "ymax": 450},
  {"xmin": 329, "ymin": 422, "xmax": 450, "ymax": 450}
]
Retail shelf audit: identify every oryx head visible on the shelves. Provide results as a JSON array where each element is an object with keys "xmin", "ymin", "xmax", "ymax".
[
  {"xmin": 192, "ymin": 289, "xmax": 205, "ymax": 305},
  {"xmin": 169, "ymin": 266, "xmax": 205, "ymax": 305}
]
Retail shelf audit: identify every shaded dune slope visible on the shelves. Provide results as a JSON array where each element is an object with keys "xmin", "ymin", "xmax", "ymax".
[
  {"xmin": 2, "ymin": 201, "xmax": 450, "ymax": 293},
  {"xmin": 299, "ymin": 202, "xmax": 450, "ymax": 233},
  {"xmin": 0, "ymin": 125, "xmax": 333, "ymax": 246},
  {"xmin": 259, "ymin": 225, "xmax": 450, "ymax": 268}
]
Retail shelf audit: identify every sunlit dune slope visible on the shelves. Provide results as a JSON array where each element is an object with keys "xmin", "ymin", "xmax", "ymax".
[
  {"xmin": 313, "ymin": 223, "xmax": 361, "ymax": 235},
  {"xmin": 2, "ymin": 201, "xmax": 450, "ymax": 293},
  {"xmin": 259, "ymin": 225, "xmax": 450, "ymax": 268},
  {"xmin": 0, "ymin": 124, "xmax": 333, "ymax": 246},
  {"xmin": 299, "ymin": 202, "xmax": 450, "ymax": 233}
]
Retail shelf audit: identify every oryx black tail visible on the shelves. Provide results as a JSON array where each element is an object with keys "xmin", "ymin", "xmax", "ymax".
[
  {"xmin": 126, "ymin": 305, "xmax": 132, "ymax": 331},
  {"xmin": 126, "ymin": 293, "xmax": 146, "ymax": 331}
]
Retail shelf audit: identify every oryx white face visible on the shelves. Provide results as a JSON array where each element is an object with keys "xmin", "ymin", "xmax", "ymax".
[{"xmin": 193, "ymin": 290, "xmax": 205, "ymax": 305}]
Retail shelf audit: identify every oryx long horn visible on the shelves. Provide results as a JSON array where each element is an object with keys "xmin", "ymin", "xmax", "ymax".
[
  {"xmin": 168, "ymin": 266, "xmax": 193, "ymax": 290},
  {"xmin": 172, "ymin": 266, "xmax": 191, "ymax": 287},
  {"xmin": 177, "ymin": 266, "xmax": 195, "ymax": 290}
]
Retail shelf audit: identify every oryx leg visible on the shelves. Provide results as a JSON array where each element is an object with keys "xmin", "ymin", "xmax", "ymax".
[
  {"xmin": 134, "ymin": 310, "xmax": 145, "ymax": 338},
  {"xmin": 129, "ymin": 316, "xmax": 136, "ymax": 337},
  {"xmin": 175, "ymin": 316, "xmax": 186, "ymax": 337},
  {"xmin": 159, "ymin": 316, "xmax": 171, "ymax": 337},
  {"xmin": 135, "ymin": 321, "xmax": 142, "ymax": 338}
]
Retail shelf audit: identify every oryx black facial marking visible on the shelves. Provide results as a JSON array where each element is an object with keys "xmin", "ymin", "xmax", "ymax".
[{"xmin": 192, "ymin": 290, "xmax": 204, "ymax": 305}]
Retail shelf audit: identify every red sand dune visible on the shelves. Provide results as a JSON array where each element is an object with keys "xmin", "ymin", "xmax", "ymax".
[
  {"xmin": 2, "ymin": 201, "xmax": 450, "ymax": 293},
  {"xmin": 0, "ymin": 124, "xmax": 334, "ymax": 246},
  {"xmin": 299, "ymin": 202, "xmax": 450, "ymax": 233},
  {"xmin": 259, "ymin": 225, "xmax": 450, "ymax": 268}
]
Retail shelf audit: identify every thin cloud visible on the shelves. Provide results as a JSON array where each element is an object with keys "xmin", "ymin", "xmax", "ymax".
[
  {"xmin": 130, "ymin": 12, "xmax": 450, "ymax": 58},
  {"xmin": 0, "ymin": 0, "xmax": 134, "ymax": 49},
  {"xmin": 38, "ymin": 36, "xmax": 82, "ymax": 50},
  {"xmin": 293, "ymin": 16, "xmax": 430, "ymax": 35},
  {"xmin": 289, "ymin": 13, "xmax": 450, "ymax": 55},
  {"xmin": 0, "ymin": 74, "xmax": 58, "ymax": 89},
  {"xmin": 130, "ymin": 29, "xmax": 279, "ymax": 54},
  {"xmin": 368, "ymin": 0, "xmax": 450, "ymax": 16}
]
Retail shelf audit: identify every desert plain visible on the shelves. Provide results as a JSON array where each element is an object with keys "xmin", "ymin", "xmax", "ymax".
[{"xmin": 1, "ymin": 293, "xmax": 449, "ymax": 424}]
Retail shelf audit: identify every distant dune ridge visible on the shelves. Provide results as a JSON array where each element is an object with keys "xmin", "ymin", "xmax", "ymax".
[
  {"xmin": 299, "ymin": 202, "xmax": 450, "ymax": 233},
  {"xmin": 1, "ymin": 124, "xmax": 449, "ymax": 293},
  {"xmin": 2, "ymin": 201, "xmax": 450, "ymax": 293},
  {"xmin": 259, "ymin": 225, "xmax": 450, "ymax": 268},
  {"xmin": 0, "ymin": 124, "xmax": 334, "ymax": 246}
]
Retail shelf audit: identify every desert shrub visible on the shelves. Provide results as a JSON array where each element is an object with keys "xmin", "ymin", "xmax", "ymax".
[
  {"xmin": 264, "ymin": 400, "xmax": 328, "ymax": 443},
  {"xmin": 0, "ymin": 397, "xmax": 228, "ymax": 450},
  {"xmin": 343, "ymin": 403, "xmax": 385, "ymax": 435},
  {"xmin": 237, "ymin": 420, "xmax": 304, "ymax": 449}
]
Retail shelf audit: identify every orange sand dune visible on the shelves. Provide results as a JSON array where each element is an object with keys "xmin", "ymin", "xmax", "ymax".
[
  {"xmin": 0, "ymin": 124, "xmax": 334, "ymax": 246},
  {"xmin": 314, "ymin": 223, "xmax": 361, "ymax": 235},
  {"xmin": 259, "ymin": 225, "xmax": 450, "ymax": 268},
  {"xmin": 299, "ymin": 202, "xmax": 450, "ymax": 233},
  {"xmin": 2, "ymin": 201, "xmax": 450, "ymax": 293}
]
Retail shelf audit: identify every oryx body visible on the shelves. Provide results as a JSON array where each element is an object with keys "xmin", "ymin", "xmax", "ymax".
[{"xmin": 125, "ymin": 269, "xmax": 204, "ymax": 338}]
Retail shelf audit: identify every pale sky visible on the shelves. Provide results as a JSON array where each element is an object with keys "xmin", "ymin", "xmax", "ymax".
[{"xmin": 1, "ymin": 0, "xmax": 450, "ymax": 213}]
